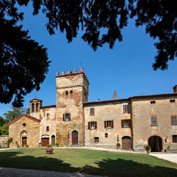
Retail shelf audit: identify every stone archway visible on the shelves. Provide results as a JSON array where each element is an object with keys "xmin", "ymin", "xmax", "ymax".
[
  {"xmin": 122, "ymin": 136, "xmax": 132, "ymax": 150},
  {"xmin": 148, "ymin": 136, "xmax": 162, "ymax": 152},
  {"xmin": 72, "ymin": 130, "xmax": 78, "ymax": 145},
  {"xmin": 21, "ymin": 130, "xmax": 27, "ymax": 147}
]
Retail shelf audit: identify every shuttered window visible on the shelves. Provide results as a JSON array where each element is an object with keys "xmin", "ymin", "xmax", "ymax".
[
  {"xmin": 171, "ymin": 116, "xmax": 177, "ymax": 125},
  {"xmin": 88, "ymin": 121, "xmax": 97, "ymax": 129},
  {"xmin": 151, "ymin": 116, "xmax": 157, "ymax": 126},
  {"xmin": 121, "ymin": 120, "xmax": 131, "ymax": 128},
  {"xmin": 104, "ymin": 120, "xmax": 114, "ymax": 129},
  {"xmin": 63, "ymin": 113, "xmax": 71, "ymax": 121}
]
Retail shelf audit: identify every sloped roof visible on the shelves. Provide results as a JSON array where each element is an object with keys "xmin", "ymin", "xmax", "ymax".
[
  {"xmin": 130, "ymin": 93, "xmax": 177, "ymax": 101},
  {"xmin": 8, "ymin": 114, "xmax": 40, "ymax": 125},
  {"xmin": 30, "ymin": 98, "xmax": 42, "ymax": 103}
]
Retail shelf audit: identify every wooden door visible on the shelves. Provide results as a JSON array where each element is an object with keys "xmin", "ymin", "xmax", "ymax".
[
  {"xmin": 122, "ymin": 136, "xmax": 132, "ymax": 150},
  {"xmin": 22, "ymin": 137, "xmax": 27, "ymax": 147},
  {"xmin": 148, "ymin": 136, "xmax": 162, "ymax": 152},
  {"xmin": 41, "ymin": 138, "xmax": 49, "ymax": 146},
  {"xmin": 72, "ymin": 130, "xmax": 78, "ymax": 145}
]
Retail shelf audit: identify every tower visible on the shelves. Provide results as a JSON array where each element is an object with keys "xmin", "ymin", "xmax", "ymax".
[
  {"xmin": 55, "ymin": 68, "xmax": 89, "ymax": 146},
  {"xmin": 30, "ymin": 98, "xmax": 42, "ymax": 119}
]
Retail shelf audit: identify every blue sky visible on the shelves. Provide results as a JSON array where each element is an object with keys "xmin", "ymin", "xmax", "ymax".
[{"xmin": 0, "ymin": 5, "xmax": 177, "ymax": 116}]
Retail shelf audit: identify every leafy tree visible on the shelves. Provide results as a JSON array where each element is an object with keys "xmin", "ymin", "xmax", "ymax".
[
  {"xmin": 0, "ymin": 0, "xmax": 50, "ymax": 107},
  {"xmin": 0, "ymin": 123, "xmax": 8, "ymax": 135},
  {"xmin": 0, "ymin": 116, "xmax": 4, "ymax": 126},
  {"xmin": 3, "ymin": 107, "xmax": 24, "ymax": 122},
  {"xmin": 0, "ymin": 0, "xmax": 176, "ymax": 106}
]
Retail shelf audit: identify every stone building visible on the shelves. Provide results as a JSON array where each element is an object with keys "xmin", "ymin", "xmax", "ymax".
[{"xmin": 8, "ymin": 69, "xmax": 177, "ymax": 152}]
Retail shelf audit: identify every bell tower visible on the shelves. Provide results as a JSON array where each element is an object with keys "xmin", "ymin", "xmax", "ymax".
[
  {"xmin": 55, "ymin": 68, "xmax": 89, "ymax": 146},
  {"xmin": 29, "ymin": 98, "xmax": 42, "ymax": 119}
]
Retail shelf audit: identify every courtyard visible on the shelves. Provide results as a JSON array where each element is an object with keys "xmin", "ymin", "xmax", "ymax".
[{"xmin": 0, "ymin": 148, "xmax": 177, "ymax": 177}]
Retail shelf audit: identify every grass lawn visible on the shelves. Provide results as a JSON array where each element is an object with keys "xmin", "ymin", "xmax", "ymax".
[{"xmin": 0, "ymin": 148, "xmax": 177, "ymax": 177}]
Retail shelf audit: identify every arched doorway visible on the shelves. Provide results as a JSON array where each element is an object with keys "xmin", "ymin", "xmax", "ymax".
[
  {"xmin": 122, "ymin": 136, "xmax": 132, "ymax": 150},
  {"xmin": 148, "ymin": 136, "xmax": 162, "ymax": 152},
  {"xmin": 41, "ymin": 135, "xmax": 49, "ymax": 146},
  {"xmin": 72, "ymin": 130, "xmax": 78, "ymax": 145},
  {"xmin": 21, "ymin": 130, "xmax": 27, "ymax": 147},
  {"xmin": 51, "ymin": 135, "xmax": 55, "ymax": 145}
]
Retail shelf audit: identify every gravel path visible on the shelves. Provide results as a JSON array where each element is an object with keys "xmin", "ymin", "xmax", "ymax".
[
  {"xmin": 0, "ymin": 167, "xmax": 104, "ymax": 177},
  {"xmin": 150, "ymin": 153, "xmax": 177, "ymax": 163}
]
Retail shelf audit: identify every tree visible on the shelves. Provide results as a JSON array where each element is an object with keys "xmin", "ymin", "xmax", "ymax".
[
  {"xmin": 0, "ymin": 116, "xmax": 4, "ymax": 126},
  {"xmin": 25, "ymin": 0, "xmax": 176, "ymax": 70},
  {"xmin": 3, "ymin": 107, "xmax": 24, "ymax": 122},
  {"xmin": 0, "ymin": 0, "xmax": 176, "ymax": 106},
  {"xmin": 0, "ymin": 0, "xmax": 50, "ymax": 107},
  {"xmin": 0, "ymin": 123, "xmax": 8, "ymax": 135}
]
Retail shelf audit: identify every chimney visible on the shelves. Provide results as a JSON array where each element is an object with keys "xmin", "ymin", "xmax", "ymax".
[
  {"xmin": 113, "ymin": 90, "xmax": 118, "ymax": 100},
  {"xmin": 73, "ymin": 69, "xmax": 77, "ymax": 74},
  {"xmin": 173, "ymin": 85, "xmax": 177, "ymax": 93},
  {"xmin": 80, "ymin": 67, "xmax": 84, "ymax": 73},
  {"xmin": 67, "ymin": 70, "xmax": 72, "ymax": 74}
]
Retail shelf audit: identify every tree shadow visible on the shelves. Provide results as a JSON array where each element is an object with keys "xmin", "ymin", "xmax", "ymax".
[
  {"xmin": 82, "ymin": 158, "xmax": 177, "ymax": 177},
  {"xmin": 0, "ymin": 151, "xmax": 79, "ymax": 173},
  {"xmin": 0, "ymin": 151, "xmax": 177, "ymax": 177}
]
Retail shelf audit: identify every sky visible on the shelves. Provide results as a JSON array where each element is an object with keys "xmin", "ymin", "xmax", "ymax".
[{"xmin": 0, "ymin": 4, "xmax": 177, "ymax": 116}]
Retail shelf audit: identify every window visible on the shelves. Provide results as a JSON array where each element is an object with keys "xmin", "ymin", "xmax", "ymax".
[
  {"xmin": 65, "ymin": 91, "xmax": 68, "ymax": 96},
  {"xmin": 121, "ymin": 120, "xmax": 131, "ymax": 128},
  {"xmin": 70, "ymin": 90, "xmax": 73, "ymax": 94},
  {"xmin": 170, "ymin": 99, "xmax": 175, "ymax": 103},
  {"xmin": 123, "ymin": 105, "xmax": 130, "ymax": 113},
  {"xmin": 46, "ymin": 126, "xmax": 49, "ymax": 132},
  {"xmin": 171, "ymin": 116, "xmax": 177, "ymax": 125},
  {"xmin": 36, "ymin": 103, "xmax": 39, "ymax": 112},
  {"xmin": 90, "ymin": 108, "xmax": 95, "ymax": 116},
  {"xmin": 88, "ymin": 121, "xmax": 97, "ymax": 129},
  {"xmin": 94, "ymin": 137, "xmax": 99, "ymax": 143},
  {"xmin": 104, "ymin": 120, "xmax": 114, "ymax": 129},
  {"xmin": 105, "ymin": 133, "xmax": 108, "ymax": 138},
  {"xmin": 22, "ymin": 123, "xmax": 26, "ymax": 127},
  {"xmin": 32, "ymin": 103, "xmax": 34, "ymax": 112},
  {"xmin": 172, "ymin": 135, "xmax": 177, "ymax": 143},
  {"xmin": 46, "ymin": 113, "xmax": 50, "ymax": 119},
  {"xmin": 151, "ymin": 116, "xmax": 157, "ymax": 126},
  {"xmin": 63, "ymin": 113, "xmax": 71, "ymax": 121},
  {"xmin": 150, "ymin": 101, "xmax": 156, "ymax": 104}
]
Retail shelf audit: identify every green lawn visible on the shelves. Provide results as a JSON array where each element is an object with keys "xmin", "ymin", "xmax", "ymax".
[{"xmin": 0, "ymin": 148, "xmax": 177, "ymax": 177}]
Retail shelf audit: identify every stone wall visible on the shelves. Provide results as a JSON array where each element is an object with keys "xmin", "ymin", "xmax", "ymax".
[
  {"xmin": 84, "ymin": 101, "xmax": 132, "ymax": 149},
  {"xmin": 0, "ymin": 135, "xmax": 9, "ymax": 148},
  {"xmin": 9, "ymin": 115, "xmax": 40, "ymax": 148},
  {"xmin": 39, "ymin": 106, "xmax": 56, "ymax": 145},
  {"xmin": 56, "ymin": 71, "xmax": 89, "ymax": 146},
  {"xmin": 131, "ymin": 96, "xmax": 177, "ymax": 152}
]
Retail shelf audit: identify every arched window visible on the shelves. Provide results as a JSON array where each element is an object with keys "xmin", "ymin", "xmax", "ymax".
[
  {"xmin": 70, "ymin": 90, "xmax": 73, "ymax": 95},
  {"xmin": 65, "ymin": 91, "xmax": 68, "ymax": 96},
  {"xmin": 46, "ymin": 126, "xmax": 49, "ymax": 132},
  {"xmin": 32, "ymin": 103, "xmax": 34, "ymax": 112},
  {"xmin": 51, "ymin": 135, "xmax": 55, "ymax": 145},
  {"xmin": 36, "ymin": 103, "xmax": 39, "ymax": 112}
]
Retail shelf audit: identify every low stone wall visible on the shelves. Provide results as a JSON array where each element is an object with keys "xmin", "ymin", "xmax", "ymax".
[{"xmin": 0, "ymin": 135, "xmax": 9, "ymax": 148}]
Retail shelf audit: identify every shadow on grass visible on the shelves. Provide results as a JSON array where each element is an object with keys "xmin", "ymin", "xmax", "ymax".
[
  {"xmin": 82, "ymin": 158, "xmax": 177, "ymax": 177},
  {"xmin": 0, "ymin": 151, "xmax": 177, "ymax": 177},
  {"xmin": 0, "ymin": 151, "xmax": 79, "ymax": 172}
]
